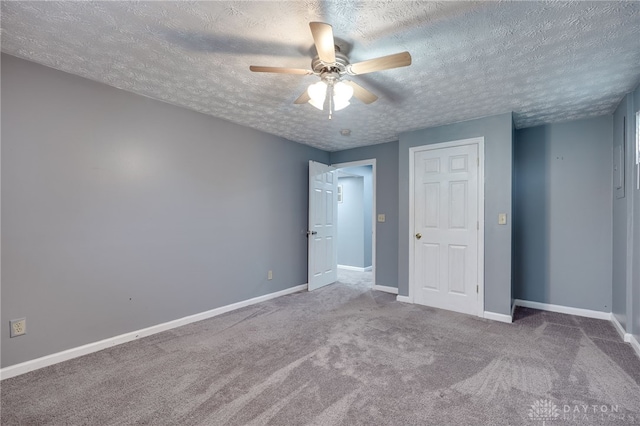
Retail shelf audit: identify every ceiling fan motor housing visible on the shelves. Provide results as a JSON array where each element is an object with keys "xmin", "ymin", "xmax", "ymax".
[{"xmin": 311, "ymin": 49, "xmax": 350, "ymax": 76}]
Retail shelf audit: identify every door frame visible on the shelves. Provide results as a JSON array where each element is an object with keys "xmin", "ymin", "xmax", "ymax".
[
  {"xmin": 408, "ymin": 137, "xmax": 485, "ymax": 317},
  {"xmin": 332, "ymin": 158, "xmax": 377, "ymax": 289}
]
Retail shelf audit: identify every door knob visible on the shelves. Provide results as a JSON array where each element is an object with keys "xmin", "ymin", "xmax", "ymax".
[
  {"xmin": 307, "ymin": 230, "xmax": 318, "ymax": 237},
  {"xmin": 415, "ymin": 233, "xmax": 422, "ymax": 240}
]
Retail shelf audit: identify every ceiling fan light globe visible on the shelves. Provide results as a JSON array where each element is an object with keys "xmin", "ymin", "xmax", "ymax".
[
  {"xmin": 307, "ymin": 81, "xmax": 327, "ymax": 110},
  {"xmin": 308, "ymin": 97, "xmax": 325, "ymax": 110},
  {"xmin": 334, "ymin": 99, "xmax": 350, "ymax": 111},
  {"xmin": 333, "ymin": 81, "xmax": 354, "ymax": 101}
]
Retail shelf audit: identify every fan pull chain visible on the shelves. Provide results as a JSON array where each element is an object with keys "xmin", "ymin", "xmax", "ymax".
[{"xmin": 327, "ymin": 80, "xmax": 334, "ymax": 120}]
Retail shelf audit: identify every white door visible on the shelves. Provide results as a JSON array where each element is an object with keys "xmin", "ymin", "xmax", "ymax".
[
  {"xmin": 413, "ymin": 143, "xmax": 480, "ymax": 315},
  {"xmin": 308, "ymin": 161, "xmax": 338, "ymax": 291}
]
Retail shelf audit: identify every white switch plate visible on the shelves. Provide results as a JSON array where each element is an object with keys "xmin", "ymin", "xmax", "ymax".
[
  {"xmin": 498, "ymin": 213, "xmax": 507, "ymax": 225},
  {"xmin": 267, "ymin": 270, "xmax": 273, "ymax": 280},
  {"xmin": 377, "ymin": 214, "xmax": 386, "ymax": 222}
]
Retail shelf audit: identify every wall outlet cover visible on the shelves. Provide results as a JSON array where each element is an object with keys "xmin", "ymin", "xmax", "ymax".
[
  {"xmin": 10, "ymin": 318, "xmax": 26, "ymax": 337},
  {"xmin": 377, "ymin": 214, "xmax": 386, "ymax": 222}
]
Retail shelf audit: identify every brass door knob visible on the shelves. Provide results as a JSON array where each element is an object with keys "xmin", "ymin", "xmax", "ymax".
[{"xmin": 415, "ymin": 233, "xmax": 422, "ymax": 240}]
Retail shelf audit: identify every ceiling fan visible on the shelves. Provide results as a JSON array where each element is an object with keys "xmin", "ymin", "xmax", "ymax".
[{"xmin": 250, "ymin": 22, "xmax": 412, "ymax": 119}]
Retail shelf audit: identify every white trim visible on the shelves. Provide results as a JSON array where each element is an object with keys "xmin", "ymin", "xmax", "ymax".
[
  {"xmin": 396, "ymin": 295, "xmax": 412, "ymax": 303},
  {"xmin": 514, "ymin": 301, "xmax": 640, "ymax": 360},
  {"xmin": 337, "ymin": 265, "xmax": 372, "ymax": 272},
  {"xmin": 609, "ymin": 315, "xmax": 640, "ymax": 359},
  {"xmin": 629, "ymin": 334, "xmax": 640, "ymax": 359},
  {"xmin": 511, "ymin": 301, "xmax": 517, "ymax": 318},
  {"xmin": 373, "ymin": 285, "xmax": 398, "ymax": 295},
  {"xmin": 610, "ymin": 313, "xmax": 631, "ymax": 342},
  {"xmin": 332, "ymin": 159, "xmax": 377, "ymax": 290},
  {"xmin": 513, "ymin": 299, "xmax": 611, "ymax": 320},
  {"xmin": 0, "ymin": 284, "xmax": 308, "ymax": 381},
  {"xmin": 408, "ymin": 137, "xmax": 485, "ymax": 317},
  {"xmin": 483, "ymin": 311, "xmax": 513, "ymax": 323},
  {"xmin": 477, "ymin": 140, "xmax": 485, "ymax": 318}
]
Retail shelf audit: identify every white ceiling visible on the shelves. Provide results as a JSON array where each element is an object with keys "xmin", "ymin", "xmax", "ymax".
[{"xmin": 2, "ymin": 1, "xmax": 639, "ymax": 151}]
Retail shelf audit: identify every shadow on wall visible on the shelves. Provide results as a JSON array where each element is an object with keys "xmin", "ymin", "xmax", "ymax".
[{"xmin": 514, "ymin": 126, "xmax": 550, "ymax": 303}]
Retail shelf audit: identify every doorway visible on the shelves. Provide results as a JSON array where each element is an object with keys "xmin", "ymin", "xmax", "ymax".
[
  {"xmin": 333, "ymin": 159, "xmax": 376, "ymax": 289},
  {"xmin": 409, "ymin": 138, "xmax": 485, "ymax": 317}
]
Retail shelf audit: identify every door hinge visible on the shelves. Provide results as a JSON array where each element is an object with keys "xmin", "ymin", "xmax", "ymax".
[
  {"xmin": 477, "ymin": 157, "xmax": 479, "ymax": 166},
  {"xmin": 476, "ymin": 285, "xmax": 479, "ymax": 293},
  {"xmin": 477, "ymin": 221, "xmax": 479, "ymax": 230}
]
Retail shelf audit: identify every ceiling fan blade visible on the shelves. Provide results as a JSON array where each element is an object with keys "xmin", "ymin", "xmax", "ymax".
[
  {"xmin": 344, "ymin": 80, "xmax": 378, "ymax": 104},
  {"xmin": 294, "ymin": 90, "xmax": 310, "ymax": 104},
  {"xmin": 249, "ymin": 66, "xmax": 312, "ymax": 75},
  {"xmin": 348, "ymin": 51, "xmax": 412, "ymax": 75},
  {"xmin": 309, "ymin": 22, "xmax": 336, "ymax": 64}
]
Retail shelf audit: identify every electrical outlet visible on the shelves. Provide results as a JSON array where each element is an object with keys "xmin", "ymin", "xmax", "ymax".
[
  {"xmin": 268, "ymin": 270, "xmax": 273, "ymax": 280},
  {"xmin": 10, "ymin": 318, "xmax": 26, "ymax": 338}
]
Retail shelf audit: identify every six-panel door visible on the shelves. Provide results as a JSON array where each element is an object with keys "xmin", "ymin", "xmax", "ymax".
[{"xmin": 414, "ymin": 144, "xmax": 479, "ymax": 315}]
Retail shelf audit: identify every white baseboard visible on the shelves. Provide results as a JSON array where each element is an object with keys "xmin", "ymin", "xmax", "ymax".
[
  {"xmin": 338, "ymin": 265, "xmax": 372, "ymax": 272},
  {"xmin": 511, "ymin": 302, "xmax": 517, "ymax": 318},
  {"xmin": 373, "ymin": 285, "xmax": 398, "ymax": 295},
  {"xmin": 396, "ymin": 295, "xmax": 412, "ymax": 303},
  {"xmin": 515, "ymin": 300, "xmax": 639, "ymax": 360},
  {"xmin": 629, "ymin": 334, "xmax": 640, "ymax": 359},
  {"xmin": 514, "ymin": 299, "xmax": 611, "ymax": 320},
  {"xmin": 0, "ymin": 284, "xmax": 308, "ymax": 381},
  {"xmin": 610, "ymin": 313, "xmax": 631, "ymax": 342},
  {"xmin": 483, "ymin": 311, "xmax": 513, "ymax": 323}
]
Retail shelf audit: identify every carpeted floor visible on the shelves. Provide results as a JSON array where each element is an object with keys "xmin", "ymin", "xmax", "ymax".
[{"xmin": 2, "ymin": 278, "xmax": 639, "ymax": 425}]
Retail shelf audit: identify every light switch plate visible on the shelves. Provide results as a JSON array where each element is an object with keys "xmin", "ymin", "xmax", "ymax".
[
  {"xmin": 377, "ymin": 214, "xmax": 386, "ymax": 222},
  {"xmin": 498, "ymin": 213, "xmax": 507, "ymax": 225}
]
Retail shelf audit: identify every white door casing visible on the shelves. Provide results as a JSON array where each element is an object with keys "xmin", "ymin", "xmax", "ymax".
[
  {"xmin": 308, "ymin": 160, "xmax": 338, "ymax": 291},
  {"xmin": 409, "ymin": 138, "xmax": 484, "ymax": 316}
]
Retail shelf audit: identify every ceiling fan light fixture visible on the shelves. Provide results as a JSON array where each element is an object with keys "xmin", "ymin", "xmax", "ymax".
[
  {"xmin": 333, "ymin": 81, "xmax": 354, "ymax": 102},
  {"xmin": 307, "ymin": 80, "xmax": 353, "ymax": 112},
  {"xmin": 333, "ymin": 98, "xmax": 350, "ymax": 111},
  {"xmin": 307, "ymin": 81, "xmax": 327, "ymax": 110},
  {"xmin": 332, "ymin": 81, "xmax": 353, "ymax": 111}
]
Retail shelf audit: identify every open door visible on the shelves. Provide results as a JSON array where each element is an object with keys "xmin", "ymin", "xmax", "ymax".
[{"xmin": 308, "ymin": 160, "xmax": 338, "ymax": 291}]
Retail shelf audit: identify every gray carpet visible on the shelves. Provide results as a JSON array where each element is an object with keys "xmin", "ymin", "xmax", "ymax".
[{"xmin": 2, "ymin": 277, "xmax": 640, "ymax": 425}]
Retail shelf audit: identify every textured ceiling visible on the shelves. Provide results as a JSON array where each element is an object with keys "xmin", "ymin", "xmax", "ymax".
[{"xmin": 2, "ymin": 1, "xmax": 639, "ymax": 151}]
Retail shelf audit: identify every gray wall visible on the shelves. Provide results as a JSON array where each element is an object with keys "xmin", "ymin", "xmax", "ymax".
[
  {"xmin": 1, "ymin": 54, "xmax": 329, "ymax": 368},
  {"xmin": 399, "ymin": 113, "xmax": 513, "ymax": 315},
  {"xmin": 337, "ymin": 176, "xmax": 365, "ymax": 268},
  {"xmin": 330, "ymin": 142, "xmax": 399, "ymax": 288},
  {"xmin": 514, "ymin": 117, "xmax": 613, "ymax": 311}
]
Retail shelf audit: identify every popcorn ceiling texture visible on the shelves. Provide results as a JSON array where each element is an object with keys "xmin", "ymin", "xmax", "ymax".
[{"xmin": 1, "ymin": 1, "xmax": 639, "ymax": 151}]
